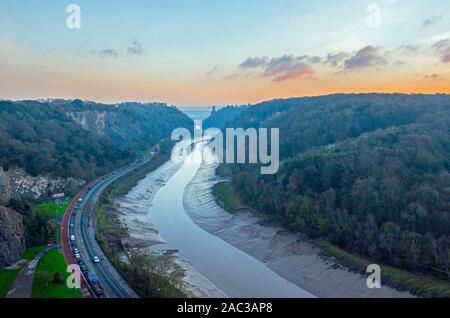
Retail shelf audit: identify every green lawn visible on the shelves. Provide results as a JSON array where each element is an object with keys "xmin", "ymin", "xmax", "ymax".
[
  {"xmin": 213, "ymin": 181, "xmax": 247, "ymax": 212},
  {"xmin": 32, "ymin": 249, "xmax": 82, "ymax": 298},
  {"xmin": 21, "ymin": 245, "xmax": 46, "ymax": 261},
  {"xmin": 0, "ymin": 245, "xmax": 47, "ymax": 298},
  {"xmin": 35, "ymin": 198, "xmax": 71, "ymax": 218},
  {"xmin": 0, "ymin": 269, "xmax": 20, "ymax": 298}
]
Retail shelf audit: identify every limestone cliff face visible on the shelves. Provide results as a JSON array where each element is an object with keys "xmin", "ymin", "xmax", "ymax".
[
  {"xmin": 0, "ymin": 207, "xmax": 26, "ymax": 269},
  {"xmin": 0, "ymin": 167, "xmax": 8, "ymax": 205},
  {"xmin": 66, "ymin": 109, "xmax": 152, "ymax": 149},
  {"xmin": 65, "ymin": 102, "xmax": 191, "ymax": 151},
  {"xmin": 5, "ymin": 168, "xmax": 84, "ymax": 200}
]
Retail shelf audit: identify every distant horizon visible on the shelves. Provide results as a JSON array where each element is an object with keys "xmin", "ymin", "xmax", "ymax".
[
  {"xmin": 1, "ymin": 91, "xmax": 450, "ymax": 108},
  {"xmin": 1, "ymin": 1, "xmax": 449, "ymax": 105}
]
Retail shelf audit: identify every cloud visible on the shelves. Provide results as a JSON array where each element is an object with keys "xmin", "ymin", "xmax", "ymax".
[
  {"xmin": 299, "ymin": 55, "xmax": 322, "ymax": 64},
  {"xmin": 422, "ymin": 15, "xmax": 444, "ymax": 27},
  {"xmin": 398, "ymin": 44, "xmax": 421, "ymax": 53},
  {"xmin": 432, "ymin": 39, "xmax": 450, "ymax": 63},
  {"xmin": 239, "ymin": 57, "xmax": 269, "ymax": 68},
  {"xmin": 98, "ymin": 49, "xmax": 118, "ymax": 58},
  {"xmin": 343, "ymin": 46, "xmax": 387, "ymax": 70},
  {"xmin": 206, "ymin": 66, "xmax": 219, "ymax": 76},
  {"xmin": 238, "ymin": 55, "xmax": 317, "ymax": 81},
  {"xmin": 423, "ymin": 73, "xmax": 442, "ymax": 80},
  {"xmin": 224, "ymin": 73, "xmax": 240, "ymax": 80},
  {"xmin": 262, "ymin": 55, "xmax": 315, "ymax": 82},
  {"xmin": 128, "ymin": 38, "xmax": 144, "ymax": 55},
  {"xmin": 324, "ymin": 52, "xmax": 350, "ymax": 67}
]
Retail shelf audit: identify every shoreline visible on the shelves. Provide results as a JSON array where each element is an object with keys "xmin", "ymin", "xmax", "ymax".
[
  {"xmin": 182, "ymin": 154, "xmax": 414, "ymax": 298},
  {"xmin": 113, "ymin": 158, "xmax": 229, "ymax": 298},
  {"xmin": 112, "ymin": 144, "xmax": 412, "ymax": 298}
]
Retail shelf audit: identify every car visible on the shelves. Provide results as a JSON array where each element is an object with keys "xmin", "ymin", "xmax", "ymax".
[
  {"xmin": 78, "ymin": 198, "xmax": 83, "ymax": 202},
  {"xmin": 70, "ymin": 224, "xmax": 74, "ymax": 228},
  {"xmin": 74, "ymin": 253, "xmax": 81, "ymax": 260},
  {"xmin": 80, "ymin": 264, "xmax": 87, "ymax": 272},
  {"xmin": 74, "ymin": 248, "xmax": 79, "ymax": 254},
  {"xmin": 93, "ymin": 256, "xmax": 100, "ymax": 263},
  {"xmin": 91, "ymin": 284, "xmax": 104, "ymax": 297},
  {"xmin": 70, "ymin": 235, "xmax": 75, "ymax": 241}
]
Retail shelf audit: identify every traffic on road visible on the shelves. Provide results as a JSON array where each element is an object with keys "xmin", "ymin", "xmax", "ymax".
[{"xmin": 61, "ymin": 145, "xmax": 160, "ymax": 298}]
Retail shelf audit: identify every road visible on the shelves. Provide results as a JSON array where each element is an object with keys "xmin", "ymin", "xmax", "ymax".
[
  {"xmin": 61, "ymin": 146, "xmax": 159, "ymax": 298},
  {"xmin": 6, "ymin": 246, "xmax": 55, "ymax": 298}
]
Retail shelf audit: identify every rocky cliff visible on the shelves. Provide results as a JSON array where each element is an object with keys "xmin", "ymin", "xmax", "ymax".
[
  {"xmin": 0, "ymin": 167, "xmax": 8, "ymax": 205},
  {"xmin": 6, "ymin": 168, "xmax": 84, "ymax": 200},
  {"xmin": 65, "ymin": 101, "xmax": 192, "ymax": 151},
  {"xmin": 0, "ymin": 206, "xmax": 26, "ymax": 269},
  {"xmin": 1, "ymin": 166, "xmax": 82, "ymax": 201}
]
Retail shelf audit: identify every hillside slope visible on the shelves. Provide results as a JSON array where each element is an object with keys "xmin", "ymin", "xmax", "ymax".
[
  {"xmin": 0, "ymin": 99, "xmax": 192, "ymax": 181},
  {"xmin": 212, "ymin": 93, "xmax": 450, "ymax": 280}
]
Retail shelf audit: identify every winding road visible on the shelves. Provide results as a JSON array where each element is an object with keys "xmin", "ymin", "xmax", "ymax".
[{"xmin": 61, "ymin": 146, "xmax": 159, "ymax": 298}]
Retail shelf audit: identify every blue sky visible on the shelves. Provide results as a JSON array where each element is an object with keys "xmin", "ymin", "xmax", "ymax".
[{"xmin": 0, "ymin": 0, "xmax": 449, "ymax": 105}]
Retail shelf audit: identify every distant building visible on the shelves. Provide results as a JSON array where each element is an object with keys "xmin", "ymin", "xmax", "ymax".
[
  {"xmin": 52, "ymin": 192, "xmax": 66, "ymax": 204},
  {"xmin": 52, "ymin": 193, "xmax": 65, "ymax": 199}
]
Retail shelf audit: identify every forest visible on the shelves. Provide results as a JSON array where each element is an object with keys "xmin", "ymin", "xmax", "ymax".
[
  {"xmin": 0, "ymin": 99, "xmax": 192, "ymax": 180},
  {"xmin": 210, "ymin": 94, "xmax": 450, "ymax": 279}
]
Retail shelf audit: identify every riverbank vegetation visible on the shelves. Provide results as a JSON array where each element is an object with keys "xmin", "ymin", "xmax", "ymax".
[
  {"xmin": 95, "ymin": 142, "xmax": 187, "ymax": 298},
  {"xmin": 209, "ymin": 94, "xmax": 450, "ymax": 297},
  {"xmin": 213, "ymin": 181, "xmax": 247, "ymax": 212},
  {"xmin": 319, "ymin": 241, "xmax": 450, "ymax": 298},
  {"xmin": 109, "ymin": 140, "xmax": 174, "ymax": 197}
]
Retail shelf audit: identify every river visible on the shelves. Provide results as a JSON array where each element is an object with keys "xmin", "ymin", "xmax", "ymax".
[
  {"xmin": 144, "ymin": 140, "xmax": 313, "ymax": 298},
  {"xmin": 116, "ymin": 109, "xmax": 412, "ymax": 298}
]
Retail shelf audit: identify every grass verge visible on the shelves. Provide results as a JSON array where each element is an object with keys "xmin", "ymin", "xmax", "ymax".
[
  {"xmin": 0, "ymin": 269, "xmax": 20, "ymax": 298},
  {"xmin": 21, "ymin": 245, "xmax": 46, "ymax": 261},
  {"xmin": 109, "ymin": 145, "xmax": 172, "ymax": 197},
  {"xmin": 32, "ymin": 249, "xmax": 82, "ymax": 298},
  {"xmin": 0, "ymin": 245, "xmax": 47, "ymax": 298},
  {"xmin": 34, "ymin": 199, "xmax": 71, "ymax": 218}
]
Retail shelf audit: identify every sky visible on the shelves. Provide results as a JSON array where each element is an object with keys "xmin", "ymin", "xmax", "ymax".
[{"xmin": 0, "ymin": 0, "xmax": 449, "ymax": 106}]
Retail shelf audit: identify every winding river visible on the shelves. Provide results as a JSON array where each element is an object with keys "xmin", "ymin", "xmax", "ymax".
[
  {"xmin": 116, "ymin": 109, "xmax": 414, "ymax": 298},
  {"xmin": 148, "ymin": 142, "xmax": 313, "ymax": 298}
]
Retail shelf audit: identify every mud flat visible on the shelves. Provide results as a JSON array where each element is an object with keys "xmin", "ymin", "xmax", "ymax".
[
  {"xmin": 182, "ymin": 147, "xmax": 414, "ymax": 298},
  {"xmin": 115, "ymin": 143, "xmax": 314, "ymax": 298},
  {"xmin": 115, "ymin": 142, "xmax": 412, "ymax": 298},
  {"xmin": 114, "ymin": 158, "xmax": 227, "ymax": 298}
]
